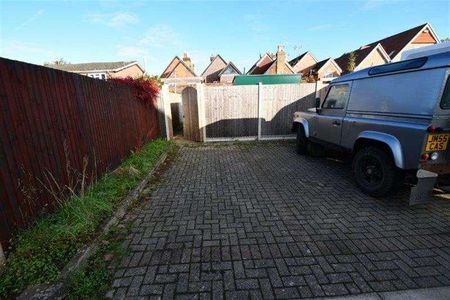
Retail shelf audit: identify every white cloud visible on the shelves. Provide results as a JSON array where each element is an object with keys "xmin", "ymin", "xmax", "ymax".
[
  {"xmin": 138, "ymin": 24, "xmax": 181, "ymax": 48},
  {"xmin": 116, "ymin": 45, "xmax": 148, "ymax": 57},
  {"xmin": 14, "ymin": 9, "xmax": 45, "ymax": 31},
  {"xmin": 86, "ymin": 12, "xmax": 139, "ymax": 27},
  {"xmin": 0, "ymin": 40, "xmax": 56, "ymax": 64},
  {"xmin": 115, "ymin": 24, "xmax": 183, "ymax": 74}
]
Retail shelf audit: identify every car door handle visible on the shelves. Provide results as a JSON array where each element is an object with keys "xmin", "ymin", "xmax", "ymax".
[{"xmin": 332, "ymin": 120, "xmax": 341, "ymax": 126}]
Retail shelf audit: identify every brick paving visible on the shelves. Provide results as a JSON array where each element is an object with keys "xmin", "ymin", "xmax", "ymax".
[{"xmin": 109, "ymin": 142, "xmax": 450, "ymax": 299}]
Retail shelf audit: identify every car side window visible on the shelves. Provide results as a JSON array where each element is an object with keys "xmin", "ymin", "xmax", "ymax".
[{"xmin": 322, "ymin": 84, "xmax": 350, "ymax": 109}]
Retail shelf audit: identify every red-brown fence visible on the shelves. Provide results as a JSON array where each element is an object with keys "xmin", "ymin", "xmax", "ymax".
[{"xmin": 0, "ymin": 58, "xmax": 159, "ymax": 244}]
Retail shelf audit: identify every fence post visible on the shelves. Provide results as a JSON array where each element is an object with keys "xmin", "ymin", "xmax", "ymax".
[
  {"xmin": 160, "ymin": 85, "xmax": 172, "ymax": 140},
  {"xmin": 0, "ymin": 242, "xmax": 5, "ymax": 265},
  {"xmin": 196, "ymin": 83, "xmax": 207, "ymax": 142},
  {"xmin": 257, "ymin": 82, "xmax": 263, "ymax": 140}
]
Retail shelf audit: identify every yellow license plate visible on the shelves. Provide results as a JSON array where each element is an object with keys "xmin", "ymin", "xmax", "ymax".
[{"xmin": 426, "ymin": 133, "xmax": 450, "ymax": 152}]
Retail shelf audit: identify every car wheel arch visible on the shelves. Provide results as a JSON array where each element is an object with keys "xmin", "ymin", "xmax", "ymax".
[
  {"xmin": 353, "ymin": 131, "xmax": 405, "ymax": 169},
  {"xmin": 293, "ymin": 118, "xmax": 309, "ymax": 138}
]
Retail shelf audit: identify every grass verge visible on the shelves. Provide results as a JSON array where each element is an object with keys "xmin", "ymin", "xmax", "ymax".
[
  {"xmin": 65, "ymin": 224, "xmax": 129, "ymax": 299},
  {"xmin": 0, "ymin": 139, "xmax": 173, "ymax": 299}
]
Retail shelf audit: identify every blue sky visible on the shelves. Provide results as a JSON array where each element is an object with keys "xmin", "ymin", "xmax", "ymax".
[{"xmin": 1, "ymin": 0, "xmax": 449, "ymax": 75}]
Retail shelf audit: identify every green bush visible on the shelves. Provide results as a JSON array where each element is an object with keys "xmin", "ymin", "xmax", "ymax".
[{"xmin": 0, "ymin": 139, "xmax": 172, "ymax": 298}]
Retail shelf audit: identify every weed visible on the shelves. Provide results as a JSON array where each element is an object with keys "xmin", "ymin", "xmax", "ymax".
[
  {"xmin": 0, "ymin": 139, "xmax": 172, "ymax": 299},
  {"xmin": 65, "ymin": 225, "xmax": 129, "ymax": 299}
]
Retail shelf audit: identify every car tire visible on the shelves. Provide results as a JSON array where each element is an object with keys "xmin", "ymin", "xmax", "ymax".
[
  {"xmin": 296, "ymin": 127, "xmax": 308, "ymax": 155},
  {"xmin": 352, "ymin": 146, "xmax": 398, "ymax": 197}
]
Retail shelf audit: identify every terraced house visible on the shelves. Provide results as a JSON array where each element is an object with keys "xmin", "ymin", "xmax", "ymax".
[
  {"xmin": 48, "ymin": 61, "xmax": 144, "ymax": 79},
  {"xmin": 336, "ymin": 23, "xmax": 439, "ymax": 74},
  {"xmin": 201, "ymin": 54, "xmax": 241, "ymax": 84},
  {"xmin": 247, "ymin": 46, "xmax": 296, "ymax": 75},
  {"xmin": 160, "ymin": 53, "xmax": 202, "ymax": 92}
]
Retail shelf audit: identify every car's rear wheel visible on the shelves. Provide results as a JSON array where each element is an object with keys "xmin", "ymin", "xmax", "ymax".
[
  {"xmin": 296, "ymin": 127, "xmax": 308, "ymax": 154},
  {"xmin": 353, "ymin": 146, "xmax": 397, "ymax": 196}
]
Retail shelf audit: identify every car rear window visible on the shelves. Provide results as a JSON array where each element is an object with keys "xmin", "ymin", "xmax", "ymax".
[{"xmin": 440, "ymin": 76, "xmax": 450, "ymax": 109}]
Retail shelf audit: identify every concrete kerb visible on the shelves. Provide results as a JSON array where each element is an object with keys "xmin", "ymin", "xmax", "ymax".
[
  {"xmin": 0, "ymin": 242, "xmax": 5, "ymax": 265},
  {"xmin": 312, "ymin": 286, "xmax": 450, "ymax": 300},
  {"xmin": 18, "ymin": 152, "xmax": 169, "ymax": 300}
]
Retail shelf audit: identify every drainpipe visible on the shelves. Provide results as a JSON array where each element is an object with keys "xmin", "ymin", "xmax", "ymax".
[{"xmin": 0, "ymin": 242, "xmax": 5, "ymax": 265}]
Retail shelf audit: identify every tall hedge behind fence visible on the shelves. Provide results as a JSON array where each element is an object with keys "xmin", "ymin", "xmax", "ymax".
[{"xmin": 0, "ymin": 58, "xmax": 159, "ymax": 244}]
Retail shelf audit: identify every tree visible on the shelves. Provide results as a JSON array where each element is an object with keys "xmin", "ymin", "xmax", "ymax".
[
  {"xmin": 441, "ymin": 37, "xmax": 450, "ymax": 43},
  {"xmin": 346, "ymin": 52, "xmax": 357, "ymax": 73},
  {"xmin": 138, "ymin": 74, "xmax": 163, "ymax": 87},
  {"xmin": 44, "ymin": 58, "xmax": 69, "ymax": 66}
]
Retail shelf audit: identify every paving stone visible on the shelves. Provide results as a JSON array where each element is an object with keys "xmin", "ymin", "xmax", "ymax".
[
  {"xmin": 274, "ymin": 287, "xmax": 300, "ymax": 299},
  {"xmin": 236, "ymin": 278, "xmax": 259, "ymax": 290},
  {"xmin": 107, "ymin": 143, "xmax": 450, "ymax": 299},
  {"xmin": 322, "ymin": 283, "xmax": 348, "ymax": 296}
]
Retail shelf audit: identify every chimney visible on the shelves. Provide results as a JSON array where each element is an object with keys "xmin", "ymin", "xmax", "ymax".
[
  {"xmin": 276, "ymin": 45, "xmax": 286, "ymax": 74},
  {"xmin": 210, "ymin": 55, "xmax": 216, "ymax": 62},
  {"xmin": 183, "ymin": 52, "xmax": 194, "ymax": 71}
]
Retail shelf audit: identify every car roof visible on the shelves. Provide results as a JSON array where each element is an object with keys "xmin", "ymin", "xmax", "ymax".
[{"xmin": 332, "ymin": 50, "xmax": 450, "ymax": 83}]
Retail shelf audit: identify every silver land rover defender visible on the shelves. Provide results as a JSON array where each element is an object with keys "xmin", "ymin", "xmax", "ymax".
[{"xmin": 292, "ymin": 49, "xmax": 450, "ymax": 204}]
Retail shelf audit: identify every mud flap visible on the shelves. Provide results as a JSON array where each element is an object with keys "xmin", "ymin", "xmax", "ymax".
[{"xmin": 409, "ymin": 169, "xmax": 438, "ymax": 205}]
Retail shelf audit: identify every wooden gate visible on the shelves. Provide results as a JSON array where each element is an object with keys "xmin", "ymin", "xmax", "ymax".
[{"xmin": 182, "ymin": 87, "xmax": 201, "ymax": 141}]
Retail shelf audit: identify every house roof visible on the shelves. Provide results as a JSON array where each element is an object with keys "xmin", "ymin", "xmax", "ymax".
[
  {"xmin": 335, "ymin": 43, "xmax": 388, "ymax": 74},
  {"xmin": 247, "ymin": 53, "xmax": 274, "ymax": 74},
  {"xmin": 160, "ymin": 56, "xmax": 197, "ymax": 78},
  {"xmin": 48, "ymin": 61, "xmax": 139, "ymax": 73},
  {"xmin": 201, "ymin": 55, "xmax": 241, "ymax": 82},
  {"xmin": 218, "ymin": 61, "xmax": 242, "ymax": 76},
  {"xmin": 367, "ymin": 23, "xmax": 438, "ymax": 59},
  {"xmin": 314, "ymin": 58, "xmax": 342, "ymax": 74},
  {"xmin": 201, "ymin": 54, "xmax": 227, "ymax": 77},
  {"xmin": 288, "ymin": 52, "xmax": 308, "ymax": 67},
  {"xmin": 333, "ymin": 51, "xmax": 450, "ymax": 84},
  {"xmin": 314, "ymin": 58, "xmax": 330, "ymax": 71},
  {"xmin": 288, "ymin": 51, "xmax": 318, "ymax": 67}
]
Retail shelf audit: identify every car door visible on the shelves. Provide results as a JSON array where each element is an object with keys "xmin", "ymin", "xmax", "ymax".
[{"xmin": 314, "ymin": 83, "xmax": 351, "ymax": 146}]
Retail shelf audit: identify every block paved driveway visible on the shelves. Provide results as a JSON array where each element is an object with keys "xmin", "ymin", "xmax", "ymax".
[{"xmin": 109, "ymin": 142, "xmax": 450, "ymax": 299}]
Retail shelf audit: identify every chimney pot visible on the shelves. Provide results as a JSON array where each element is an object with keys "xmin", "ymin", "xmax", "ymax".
[{"xmin": 182, "ymin": 52, "xmax": 194, "ymax": 71}]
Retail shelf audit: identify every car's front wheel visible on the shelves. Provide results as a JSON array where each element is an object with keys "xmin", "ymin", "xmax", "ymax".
[
  {"xmin": 352, "ymin": 146, "xmax": 398, "ymax": 196},
  {"xmin": 296, "ymin": 126, "xmax": 308, "ymax": 154}
]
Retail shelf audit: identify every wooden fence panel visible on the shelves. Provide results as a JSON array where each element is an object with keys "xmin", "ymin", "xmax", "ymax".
[
  {"xmin": 201, "ymin": 83, "xmax": 322, "ymax": 139},
  {"xmin": 203, "ymin": 85, "xmax": 259, "ymax": 138},
  {"xmin": 0, "ymin": 57, "xmax": 159, "ymax": 244},
  {"xmin": 261, "ymin": 83, "xmax": 316, "ymax": 136}
]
